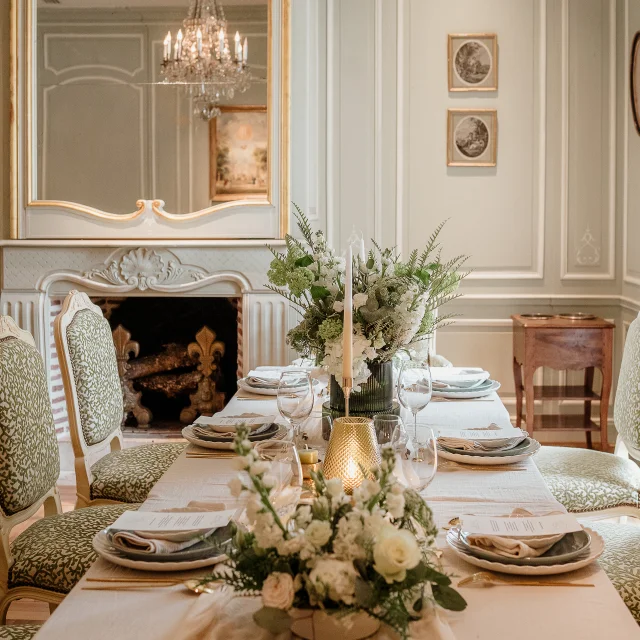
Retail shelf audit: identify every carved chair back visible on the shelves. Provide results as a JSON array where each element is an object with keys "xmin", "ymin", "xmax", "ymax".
[
  {"xmin": 614, "ymin": 311, "xmax": 640, "ymax": 461},
  {"xmin": 0, "ymin": 316, "xmax": 61, "ymax": 597},
  {"xmin": 54, "ymin": 291, "xmax": 124, "ymax": 506}
]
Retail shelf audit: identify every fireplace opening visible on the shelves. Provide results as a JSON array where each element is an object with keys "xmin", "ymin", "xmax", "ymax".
[{"xmin": 90, "ymin": 296, "xmax": 240, "ymax": 430}]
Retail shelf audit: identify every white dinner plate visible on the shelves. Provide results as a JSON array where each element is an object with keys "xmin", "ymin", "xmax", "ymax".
[
  {"xmin": 435, "ymin": 438, "xmax": 540, "ymax": 465},
  {"xmin": 92, "ymin": 530, "xmax": 228, "ymax": 572},
  {"xmin": 237, "ymin": 378, "xmax": 321, "ymax": 396},
  {"xmin": 446, "ymin": 527, "xmax": 603, "ymax": 575},
  {"xmin": 432, "ymin": 370, "xmax": 491, "ymax": 389},
  {"xmin": 182, "ymin": 423, "xmax": 288, "ymax": 450},
  {"xmin": 432, "ymin": 380, "xmax": 501, "ymax": 399}
]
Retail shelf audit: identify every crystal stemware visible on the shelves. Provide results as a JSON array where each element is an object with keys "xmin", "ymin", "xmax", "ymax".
[
  {"xmin": 276, "ymin": 370, "xmax": 314, "ymax": 446},
  {"xmin": 400, "ymin": 426, "xmax": 438, "ymax": 493},
  {"xmin": 373, "ymin": 413, "xmax": 403, "ymax": 445},
  {"xmin": 397, "ymin": 360, "xmax": 432, "ymax": 444}
]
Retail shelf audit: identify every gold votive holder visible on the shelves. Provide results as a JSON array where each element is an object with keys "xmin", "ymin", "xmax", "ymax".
[
  {"xmin": 301, "ymin": 462, "xmax": 321, "ymax": 479},
  {"xmin": 322, "ymin": 416, "xmax": 381, "ymax": 494}
]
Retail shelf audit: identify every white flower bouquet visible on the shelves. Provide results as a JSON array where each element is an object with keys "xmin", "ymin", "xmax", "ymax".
[
  {"xmin": 266, "ymin": 207, "xmax": 468, "ymax": 390},
  {"xmin": 208, "ymin": 426, "xmax": 466, "ymax": 639}
]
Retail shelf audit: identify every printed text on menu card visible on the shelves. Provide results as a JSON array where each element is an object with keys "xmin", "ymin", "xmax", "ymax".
[
  {"xmin": 109, "ymin": 509, "xmax": 236, "ymax": 532},
  {"xmin": 460, "ymin": 513, "xmax": 582, "ymax": 536}
]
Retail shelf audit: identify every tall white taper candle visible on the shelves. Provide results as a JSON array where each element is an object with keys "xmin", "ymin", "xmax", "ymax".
[{"xmin": 342, "ymin": 246, "xmax": 353, "ymax": 384}]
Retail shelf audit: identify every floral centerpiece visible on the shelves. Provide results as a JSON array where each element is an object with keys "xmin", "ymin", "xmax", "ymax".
[
  {"xmin": 212, "ymin": 426, "xmax": 466, "ymax": 639},
  {"xmin": 266, "ymin": 207, "xmax": 468, "ymax": 410}
]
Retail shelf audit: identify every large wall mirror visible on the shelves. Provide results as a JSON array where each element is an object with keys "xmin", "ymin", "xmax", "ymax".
[{"xmin": 11, "ymin": 0, "xmax": 289, "ymax": 240}]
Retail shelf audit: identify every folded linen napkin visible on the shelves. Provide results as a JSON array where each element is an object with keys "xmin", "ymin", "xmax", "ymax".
[
  {"xmin": 464, "ymin": 531, "xmax": 565, "ymax": 559},
  {"xmin": 193, "ymin": 414, "xmax": 276, "ymax": 436},
  {"xmin": 437, "ymin": 424, "xmax": 526, "ymax": 451},
  {"xmin": 246, "ymin": 370, "xmax": 307, "ymax": 387},
  {"xmin": 111, "ymin": 527, "xmax": 217, "ymax": 555}
]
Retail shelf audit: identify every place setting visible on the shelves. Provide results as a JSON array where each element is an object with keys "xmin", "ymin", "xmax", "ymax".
[
  {"xmin": 434, "ymin": 424, "xmax": 541, "ymax": 466},
  {"xmin": 447, "ymin": 509, "xmax": 604, "ymax": 578},
  {"xmin": 91, "ymin": 509, "xmax": 237, "ymax": 574},
  {"xmin": 431, "ymin": 367, "xmax": 501, "ymax": 400}
]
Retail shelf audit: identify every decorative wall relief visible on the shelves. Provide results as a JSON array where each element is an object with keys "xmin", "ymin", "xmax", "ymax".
[
  {"xmin": 448, "ymin": 34, "xmax": 498, "ymax": 92},
  {"xmin": 575, "ymin": 227, "xmax": 601, "ymax": 267},
  {"xmin": 84, "ymin": 248, "xmax": 206, "ymax": 291}
]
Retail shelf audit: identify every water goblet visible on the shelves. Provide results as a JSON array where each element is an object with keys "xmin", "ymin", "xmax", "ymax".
[
  {"xmin": 397, "ymin": 360, "xmax": 432, "ymax": 445},
  {"xmin": 277, "ymin": 370, "xmax": 314, "ymax": 446},
  {"xmin": 399, "ymin": 426, "xmax": 438, "ymax": 493},
  {"xmin": 373, "ymin": 414, "xmax": 403, "ymax": 445}
]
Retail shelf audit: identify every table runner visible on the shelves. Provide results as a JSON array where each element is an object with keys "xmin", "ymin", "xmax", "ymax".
[{"xmin": 34, "ymin": 392, "xmax": 640, "ymax": 639}]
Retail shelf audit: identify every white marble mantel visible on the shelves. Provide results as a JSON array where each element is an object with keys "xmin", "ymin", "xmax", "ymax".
[{"xmin": 0, "ymin": 243, "xmax": 294, "ymax": 376}]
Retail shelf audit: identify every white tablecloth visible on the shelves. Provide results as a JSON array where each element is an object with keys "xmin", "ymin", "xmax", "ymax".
[{"xmin": 34, "ymin": 392, "xmax": 640, "ymax": 639}]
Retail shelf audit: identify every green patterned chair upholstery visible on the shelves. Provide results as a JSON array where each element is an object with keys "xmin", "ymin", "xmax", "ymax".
[
  {"xmin": 0, "ymin": 316, "xmax": 140, "ymax": 623},
  {"xmin": 54, "ymin": 292, "xmax": 185, "ymax": 507},
  {"xmin": 536, "ymin": 447, "xmax": 640, "ymax": 514},
  {"xmin": 90, "ymin": 443, "xmax": 187, "ymax": 503},
  {"xmin": 537, "ymin": 313, "xmax": 640, "ymax": 516},
  {"xmin": 0, "ymin": 625, "xmax": 41, "ymax": 640},
  {"xmin": 614, "ymin": 312, "xmax": 640, "ymax": 462},
  {"xmin": 588, "ymin": 522, "xmax": 640, "ymax": 623}
]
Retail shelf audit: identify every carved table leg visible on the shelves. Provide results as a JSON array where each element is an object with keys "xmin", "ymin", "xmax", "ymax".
[
  {"xmin": 524, "ymin": 365, "xmax": 536, "ymax": 434},
  {"xmin": 584, "ymin": 366, "xmax": 594, "ymax": 449}
]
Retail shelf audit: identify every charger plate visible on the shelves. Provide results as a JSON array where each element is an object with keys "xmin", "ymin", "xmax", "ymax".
[
  {"xmin": 93, "ymin": 530, "xmax": 228, "ymax": 571},
  {"xmin": 182, "ymin": 424, "xmax": 288, "ymax": 450},
  {"xmin": 237, "ymin": 378, "xmax": 321, "ymax": 397},
  {"xmin": 435, "ymin": 438, "xmax": 540, "ymax": 465},
  {"xmin": 446, "ymin": 527, "xmax": 603, "ymax": 575},
  {"xmin": 432, "ymin": 380, "xmax": 501, "ymax": 399},
  {"xmin": 439, "ymin": 437, "xmax": 531, "ymax": 458}
]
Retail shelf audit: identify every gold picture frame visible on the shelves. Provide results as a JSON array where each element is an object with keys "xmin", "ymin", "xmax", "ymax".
[
  {"xmin": 448, "ymin": 33, "xmax": 498, "ymax": 92},
  {"xmin": 209, "ymin": 106, "xmax": 269, "ymax": 203},
  {"xmin": 631, "ymin": 31, "xmax": 640, "ymax": 136},
  {"xmin": 447, "ymin": 109, "xmax": 497, "ymax": 167}
]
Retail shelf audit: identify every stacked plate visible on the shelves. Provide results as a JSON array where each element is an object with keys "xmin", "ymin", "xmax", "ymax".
[
  {"xmin": 431, "ymin": 367, "xmax": 501, "ymax": 399},
  {"xmin": 92, "ymin": 523, "xmax": 232, "ymax": 572},
  {"xmin": 436, "ymin": 434, "xmax": 541, "ymax": 465},
  {"xmin": 182, "ymin": 414, "xmax": 287, "ymax": 450},
  {"xmin": 237, "ymin": 369, "xmax": 314, "ymax": 396},
  {"xmin": 446, "ymin": 525, "xmax": 604, "ymax": 576}
]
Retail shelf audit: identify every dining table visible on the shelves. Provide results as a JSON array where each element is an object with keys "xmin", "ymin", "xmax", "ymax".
[{"xmin": 34, "ymin": 386, "xmax": 640, "ymax": 639}]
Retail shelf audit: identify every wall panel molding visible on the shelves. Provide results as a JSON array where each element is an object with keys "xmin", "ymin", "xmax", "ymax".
[{"xmin": 560, "ymin": 0, "xmax": 616, "ymax": 281}]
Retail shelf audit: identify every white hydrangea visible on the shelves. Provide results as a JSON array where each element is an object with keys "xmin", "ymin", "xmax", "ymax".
[
  {"xmin": 307, "ymin": 559, "xmax": 358, "ymax": 605},
  {"xmin": 322, "ymin": 330, "xmax": 376, "ymax": 391}
]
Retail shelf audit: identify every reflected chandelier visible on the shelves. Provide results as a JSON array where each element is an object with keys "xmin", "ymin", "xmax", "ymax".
[{"xmin": 161, "ymin": 0, "xmax": 253, "ymax": 121}]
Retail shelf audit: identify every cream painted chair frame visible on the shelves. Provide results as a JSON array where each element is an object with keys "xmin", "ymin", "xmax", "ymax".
[
  {"xmin": 0, "ymin": 316, "xmax": 63, "ymax": 623},
  {"xmin": 54, "ymin": 291, "xmax": 124, "ymax": 508}
]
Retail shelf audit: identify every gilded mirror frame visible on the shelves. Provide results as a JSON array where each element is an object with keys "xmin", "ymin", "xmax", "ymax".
[{"xmin": 10, "ymin": 0, "xmax": 290, "ymax": 240}]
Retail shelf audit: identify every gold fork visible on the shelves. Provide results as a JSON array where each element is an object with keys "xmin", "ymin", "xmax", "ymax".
[{"xmin": 458, "ymin": 571, "xmax": 594, "ymax": 588}]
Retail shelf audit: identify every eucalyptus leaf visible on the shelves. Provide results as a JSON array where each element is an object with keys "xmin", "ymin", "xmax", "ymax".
[
  {"xmin": 310, "ymin": 285, "xmax": 330, "ymax": 300},
  {"xmin": 253, "ymin": 607, "xmax": 293, "ymax": 634},
  {"xmin": 295, "ymin": 255, "xmax": 314, "ymax": 268},
  {"xmin": 355, "ymin": 577, "xmax": 376, "ymax": 608},
  {"xmin": 432, "ymin": 584, "xmax": 467, "ymax": 612},
  {"xmin": 407, "ymin": 563, "xmax": 451, "ymax": 586}
]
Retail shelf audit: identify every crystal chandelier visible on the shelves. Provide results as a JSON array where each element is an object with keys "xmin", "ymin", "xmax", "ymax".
[{"xmin": 161, "ymin": 0, "xmax": 252, "ymax": 121}]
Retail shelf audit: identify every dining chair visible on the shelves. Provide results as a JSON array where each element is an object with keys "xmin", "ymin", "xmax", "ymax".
[
  {"xmin": 0, "ymin": 315, "xmax": 137, "ymax": 623},
  {"xmin": 536, "ymin": 312, "xmax": 640, "ymax": 517},
  {"xmin": 54, "ymin": 291, "xmax": 186, "ymax": 508},
  {"xmin": 0, "ymin": 625, "xmax": 41, "ymax": 639},
  {"xmin": 587, "ymin": 521, "xmax": 640, "ymax": 623}
]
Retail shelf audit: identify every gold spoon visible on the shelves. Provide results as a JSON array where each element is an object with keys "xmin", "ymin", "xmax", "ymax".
[
  {"xmin": 82, "ymin": 579, "xmax": 222, "ymax": 593},
  {"xmin": 458, "ymin": 571, "xmax": 594, "ymax": 588}
]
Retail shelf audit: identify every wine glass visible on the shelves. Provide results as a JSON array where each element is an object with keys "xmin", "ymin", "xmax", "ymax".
[
  {"xmin": 399, "ymin": 426, "xmax": 438, "ymax": 493},
  {"xmin": 277, "ymin": 370, "xmax": 314, "ymax": 446},
  {"xmin": 397, "ymin": 360, "xmax": 432, "ymax": 444},
  {"xmin": 373, "ymin": 414, "xmax": 403, "ymax": 445}
]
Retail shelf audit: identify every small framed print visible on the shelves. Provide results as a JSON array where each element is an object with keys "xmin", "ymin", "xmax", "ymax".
[
  {"xmin": 448, "ymin": 34, "xmax": 498, "ymax": 92},
  {"xmin": 447, "ymin": 109, "xmax": 497, "ymax": 167}
]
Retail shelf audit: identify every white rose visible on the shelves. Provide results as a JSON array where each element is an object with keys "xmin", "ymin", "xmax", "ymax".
[
  {"xmin": 304, "ymin": 520, "xmax": 332, "ymax": 548},
  {"xmin": 325, "ymin": 477, "xmax": 344, "ymax": 497},
  {"xmin": 353, "ymin": 293, "xmax": 368, "ymax": 309},
  {"xmin": 373, "ymin": 527, "xmax": 421, "ymax": 583},
  {"xmin": 249, "ymin": 460, "xmax": 269, "ymax": 476},
  {"xmin": 262, "ymin": 572, "xmax": 295, "ymax": 610},
  {"xmin": 308, "ymin": 559, "xmax": 358, "ymax": 605},
  {"xmin": 228, "ymin": 476, "xmax": 244, "ymax": 498},
  {"xmin": 332, "ymin": 301, "xmax": 344, "ymax": 313},
  {"xmin": 386, "ymin": 492, "xmax": 405, "ymax": 519}
]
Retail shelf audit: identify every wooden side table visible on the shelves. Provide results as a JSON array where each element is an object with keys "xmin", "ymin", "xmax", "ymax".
[{"xmin": 511, "ymin": 314, "xmax": 614, "ymax": 451}]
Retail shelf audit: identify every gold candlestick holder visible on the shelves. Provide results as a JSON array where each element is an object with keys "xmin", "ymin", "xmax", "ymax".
[{"xmin": 322, "ymin": 415, "xmax": 381, "ymax": 494}]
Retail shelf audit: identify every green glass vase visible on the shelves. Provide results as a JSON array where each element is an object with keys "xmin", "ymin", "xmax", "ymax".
[{"xmin": 329, "ymin": 360, "xmax": 394, "ymax": 416}]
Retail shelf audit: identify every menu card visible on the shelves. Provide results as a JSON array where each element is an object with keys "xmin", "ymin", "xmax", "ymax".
[
  {"xmin": 195, "ymin": 415, "xmax": 276, "ymax": 427},
  {"xmin": 436, "ymin": 426, "xmax": 524, "ymax": 440},
  {"xmin": 108, "ymin": 509, "xmax": 236, "ymax": 532},
  {"xmin": 460, "ymin": 513, "xmax": 582, "ymax": 536}
]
